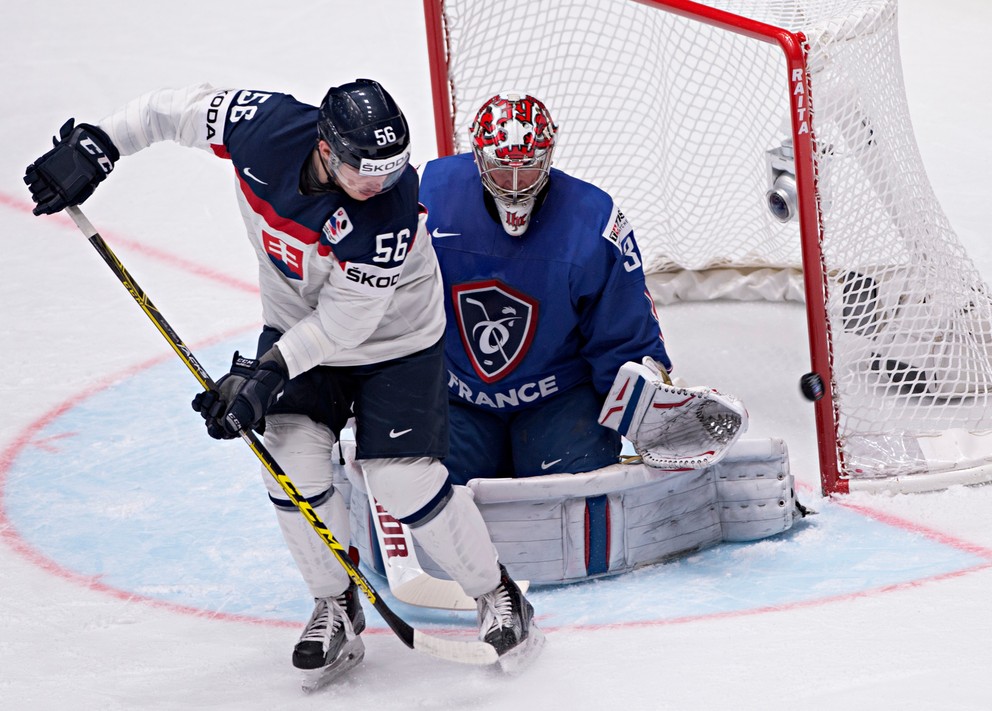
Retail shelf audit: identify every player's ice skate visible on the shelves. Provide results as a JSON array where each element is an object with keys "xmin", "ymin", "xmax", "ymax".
[
  {"xmin": 294, "ymin": 583, "xmax": 366, "ymax": 693},
  {"xmin": 476, "ymin": 565, "xmax": 545, "ymax": 673}
]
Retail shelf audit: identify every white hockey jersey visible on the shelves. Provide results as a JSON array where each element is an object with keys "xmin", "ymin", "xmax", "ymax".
[{"xmin": 97, "ymin": 83, "xmax": 444, "ymax": 377}]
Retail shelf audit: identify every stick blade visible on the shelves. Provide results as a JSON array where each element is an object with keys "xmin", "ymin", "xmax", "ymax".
[
  {"xmin": 391, "ymin": 575, "xmax": 531, "ymax": 612},
  {"xmin": 412, "ymin": 630, "xmax": 499, "ymax": 666},
  {"xmin": 389, "ymin": 572, "xmax": 530, "ymax": 612},
  {"xmin": 392, "ymin": 575, "xmax": 477, "ymax": 611}
]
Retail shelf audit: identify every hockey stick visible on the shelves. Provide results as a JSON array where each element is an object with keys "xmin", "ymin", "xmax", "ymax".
[
  {"xmin": 366, "ymin": 487, "xmax": 477, "ymax": 611},
  {"xmin": 363, "ymin": 477, "xmax": 529, "ymax": 611},
  {"xmin": 64, "ymin": 205, "xmax": 497, "ymax": 667}
]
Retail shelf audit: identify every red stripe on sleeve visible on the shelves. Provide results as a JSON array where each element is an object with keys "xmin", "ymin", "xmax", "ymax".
[{"xmin": 236, "ymin": 173, "xmax": 320, "ymax": 244}]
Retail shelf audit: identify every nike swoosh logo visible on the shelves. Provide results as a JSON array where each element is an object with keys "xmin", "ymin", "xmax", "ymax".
[
  {"xmin": 244, "ymin": 167, "xmax": 268, "ymax": 185},
  {"xmin": 389, "ymin": 428, "xmax": 413, "ymax": 438},
  {"xmin": 431, "ymin": 228, "xmax": 460, "ymax": 239},
  {"xmin": 540, "ymin": 459, "xmax": 562, "ymax": 470}
]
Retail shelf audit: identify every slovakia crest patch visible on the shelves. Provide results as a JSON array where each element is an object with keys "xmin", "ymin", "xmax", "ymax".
[{"xmin": 262, "ymin": 231, "xmax": 304, "ymax": 280}]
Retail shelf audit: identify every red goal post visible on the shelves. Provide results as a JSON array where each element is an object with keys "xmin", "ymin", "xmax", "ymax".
[{"xmin": 422, "ymin": 0, "xmax": 992, "ymax": 495}]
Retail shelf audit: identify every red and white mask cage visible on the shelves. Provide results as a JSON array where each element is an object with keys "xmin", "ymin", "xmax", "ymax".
[{"xmin": 469, "ymin": 92, "xmax": 558, "ymax": 236}]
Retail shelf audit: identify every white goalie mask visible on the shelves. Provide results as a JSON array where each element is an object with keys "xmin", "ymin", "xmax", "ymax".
[{"xmin": 469, "ymin": 92, "xmax": 558, "ymax": 236}]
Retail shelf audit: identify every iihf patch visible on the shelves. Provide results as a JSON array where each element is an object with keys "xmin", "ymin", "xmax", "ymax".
[
  {"xmin": 322, "ymin": 207, "xmax": 354, "ymax": 245},
  {"xmin": 602, "ymin": 205, "xmax": 631, "ymax": 246}
]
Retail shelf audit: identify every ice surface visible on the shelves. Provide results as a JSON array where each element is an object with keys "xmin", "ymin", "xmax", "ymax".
[{"xmin": 1, "ymin": 2, "xmax": 991, "ymax": 709}]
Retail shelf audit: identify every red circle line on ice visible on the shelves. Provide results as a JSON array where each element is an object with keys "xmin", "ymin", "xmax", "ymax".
[
  {"xmin": 4, "ymin": 197, "xmax": 991, "ymax": 636},
  {"xmin": 3, "ymin": 351, "xmax": 992, "ymax": 635}
]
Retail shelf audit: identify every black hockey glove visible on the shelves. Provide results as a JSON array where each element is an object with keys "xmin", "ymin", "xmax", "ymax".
[
  {"xmin": 191, "ymin": 349, "xmax": 289, "ymax": 440},
  {"xmin": 24, "ymin": 118, "xmax": 120, "ymax": 216}
]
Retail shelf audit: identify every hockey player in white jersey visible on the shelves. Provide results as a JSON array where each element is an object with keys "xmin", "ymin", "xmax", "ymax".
[{"xmin": 23, "ymin": 80, "xmax": 542, "ymax": 686}]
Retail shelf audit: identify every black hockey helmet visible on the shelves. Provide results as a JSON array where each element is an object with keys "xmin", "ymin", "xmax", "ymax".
[{"xmin": 317, "ymin": 79, "xmax": 411, "ymax": 192}]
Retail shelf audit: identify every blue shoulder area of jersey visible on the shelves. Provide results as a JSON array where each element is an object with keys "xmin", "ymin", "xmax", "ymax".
[
  {"xmin": 222, "ymin": 92, "xmax": 330, "ymax": 234},
  {"xmin": 330, "ymin": 167, "xmax": 421, "ymax": 264},
  {"xmin": 219, "ymin": 93, "xmax": 421, "ymax": 262},
  {"xmin": 422, "ymin": 153, "xmax": 618, "ymax": 267}
]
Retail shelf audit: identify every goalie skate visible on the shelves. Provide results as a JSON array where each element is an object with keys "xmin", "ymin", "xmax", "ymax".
[
  {"xmin": 294, "ymin": 583, "xmax": 366, "ymax": 693},
  {"xmin": 476, "ymin": 565, "xmax": 545, "ymax": 674}
]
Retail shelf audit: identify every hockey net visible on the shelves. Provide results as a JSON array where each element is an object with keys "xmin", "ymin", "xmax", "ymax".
[{"xmin": 423, "ymin": 0, "xmax": 992, "ymax": 494}]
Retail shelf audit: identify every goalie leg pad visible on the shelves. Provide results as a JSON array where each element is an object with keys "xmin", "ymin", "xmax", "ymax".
[
  {"xmin": 350, "ymin": 439, "xmax": 797, "ymax": 585},
  {"xmin": 466, "ymin": 438, "xmax": 795, "ymax": 583},
  {"xmin": 714, "ymin": 440, "xmax": 800, "ymax": 540}
]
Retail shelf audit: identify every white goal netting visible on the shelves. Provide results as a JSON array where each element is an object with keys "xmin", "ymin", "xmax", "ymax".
[{"xmin": 428, "ymin": 0, "xmax": 992, "ymax": 492}]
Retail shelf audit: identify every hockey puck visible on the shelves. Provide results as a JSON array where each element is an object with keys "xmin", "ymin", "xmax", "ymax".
[{"xmin": 800, "ymin": 372, "xmax": 825, "ymax": 401}]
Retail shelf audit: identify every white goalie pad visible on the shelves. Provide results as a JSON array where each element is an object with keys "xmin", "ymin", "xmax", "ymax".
[
  {"xmin": 599, "ymin": 359, "xmax": 748, "ymax": 469},
  {"xmin": 346, "ymin": 437, "xmax": 801, "ymax": 586}
]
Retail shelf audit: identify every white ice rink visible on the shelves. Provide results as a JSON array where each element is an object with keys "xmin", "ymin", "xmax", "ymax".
[{"xmin": 2, "ymin": 2, "xmax": 991, "ymax": 709}]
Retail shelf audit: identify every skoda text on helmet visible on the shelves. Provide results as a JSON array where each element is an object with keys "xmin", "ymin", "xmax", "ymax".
[
  {"xmin": 318, "ymin": 79, "xmax": 411, "ymax": 197},
  {"xmin": 470, "ymin": 92, "xmax": 558, "ymax": 237}
]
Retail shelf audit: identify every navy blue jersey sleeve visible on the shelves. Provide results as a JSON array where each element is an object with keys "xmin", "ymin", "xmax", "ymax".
[{"xmin": 215, "ymin": 89, "xmax": 283, "ymax": 151}]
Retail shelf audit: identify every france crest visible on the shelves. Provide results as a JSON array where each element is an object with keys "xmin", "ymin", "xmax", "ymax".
[{"xmin": 452, "ymin": 280, "xmax": 538, "ymax": 383}]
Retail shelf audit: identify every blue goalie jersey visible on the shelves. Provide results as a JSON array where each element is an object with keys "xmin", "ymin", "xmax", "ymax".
[{"xmin": 420, "ymin": 153, "xmax": 671, "ymax": 413}]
